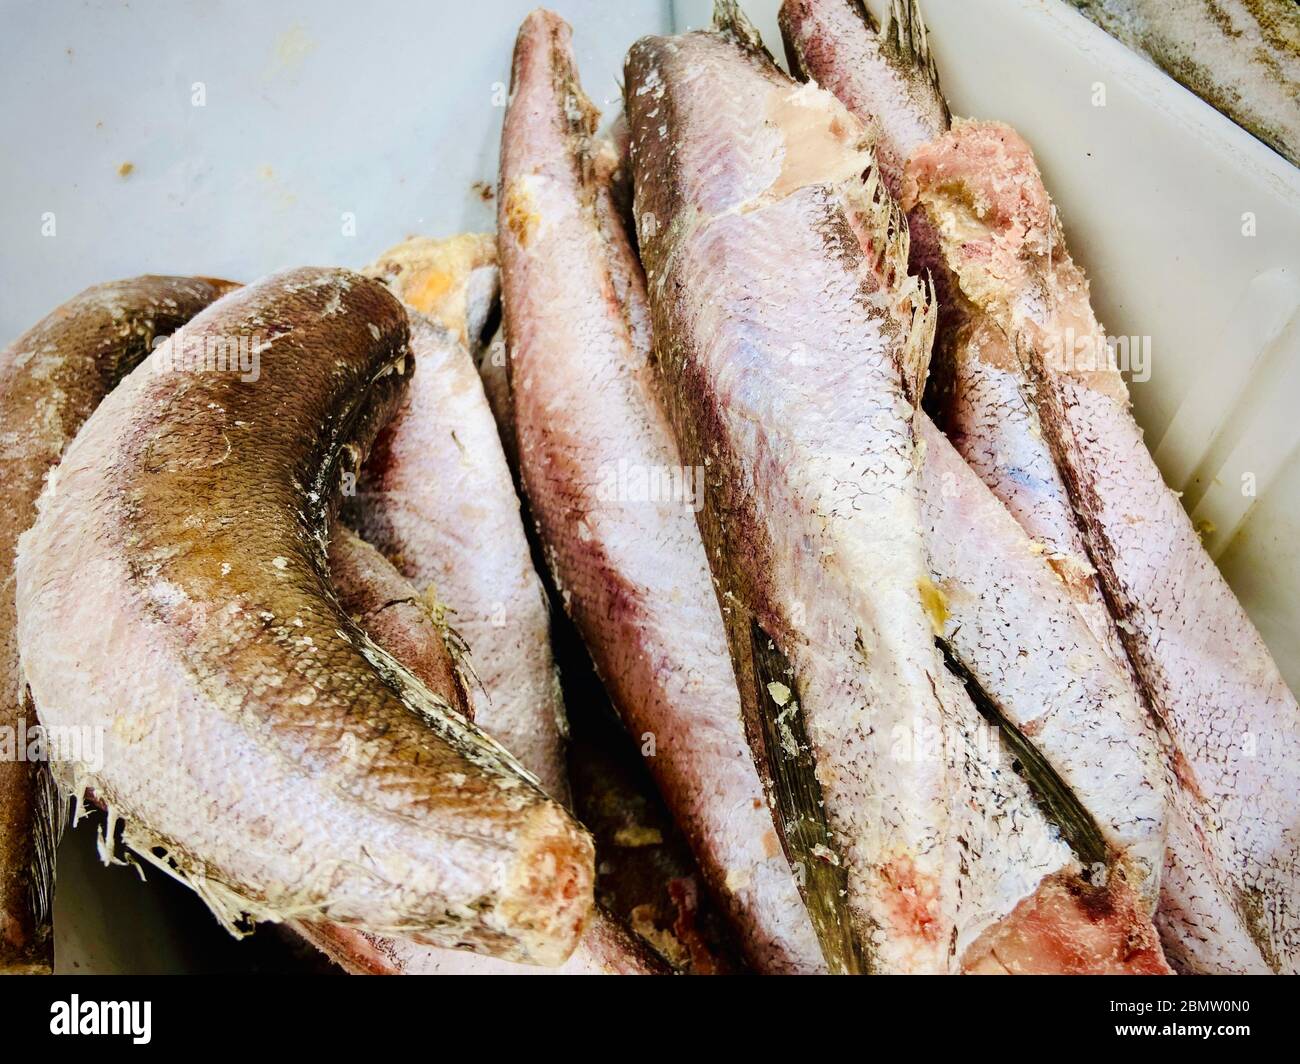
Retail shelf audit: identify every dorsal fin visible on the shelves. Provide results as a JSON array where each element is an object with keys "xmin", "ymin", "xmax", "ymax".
[
  {"xmin": 880, "ymin": 0, "xmax": 950, "ymax": 124},
  {"xmin": 712, "ymin": 0, "xmax": 778, "ymax": 68}
]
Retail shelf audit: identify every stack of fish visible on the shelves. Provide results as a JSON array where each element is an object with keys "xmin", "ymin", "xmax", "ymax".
[{"xmin": 1, "ymin": 0, "xmax": 1294, "ymax": 975}]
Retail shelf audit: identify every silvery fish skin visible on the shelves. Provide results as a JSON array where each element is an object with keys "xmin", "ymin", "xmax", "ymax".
[
  {"xmin": 500, "ymin": 9, "xmax": 824, "ymax": 973},
  {"xmin": 345, "ymin": 284, "xmax": 570, "ymax": 802},
  {"xmin": 780, "ymin": 0, "xmax": 1131, "ymax": 678},
  {"xmin": 303, "ymin": 527, "xmax": 660, "ymax": 974},
  {"xmin": 624, "ymin": 13, "xmax": 1104, "ymax": 973},
  {"xmin": 14, "ymin": 267, "xmax": 593, "ymax": 966},
  {"xmin": 918, "ymin": 419, "xmax": 1167, "ymax": 915},
  {"xmin": 0, "ymin": 275, "xmax": 236, "ymax": 973},
  {"xmin": 1069, "ymin": 0, "xmax": 1300, "ymax": 167},
  {"xmin": 906, "ymin": 122, "xmax": 1300, "ymax": 974},
  {"xmin": 782, "ymin": 0, "xmax": 1244, "ymax": 969}
]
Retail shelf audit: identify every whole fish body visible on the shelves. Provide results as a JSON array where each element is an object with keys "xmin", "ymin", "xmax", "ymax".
[
  {"xmin": 0, "ymin": 275, "xmax": 236, "ymax": 973},
  {"xmin": 499, "ymin": 9, "xmax": 824, "ymax": 974},
  {"xmin": 781, "ymin": 0, "xmax": 1283, "ymax": 972},
  {"xmin": 14, "ymin": 267, "xmax": 594, "ymax": 966},
  {"xmin": 623, "ymin": 9, "xmax": 1151, "ymax": 973},
  {"xmin": 348, "ymin": 267, "xmax": 570, "ymax": 802}
]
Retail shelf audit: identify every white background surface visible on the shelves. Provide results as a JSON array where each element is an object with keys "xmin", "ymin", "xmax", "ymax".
[
  {"xmin": 3, "ymin": 0, "xmax": 1298, "ymax": 971},
  {"xmin": 0, "ymin": 0, "xmax": 666, "ymax": 341}
]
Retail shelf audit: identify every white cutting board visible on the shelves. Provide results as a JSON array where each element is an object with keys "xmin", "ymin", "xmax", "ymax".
[{"xmin": 2, "ymin": 0, "xmax": 1296, "ymax": 972}]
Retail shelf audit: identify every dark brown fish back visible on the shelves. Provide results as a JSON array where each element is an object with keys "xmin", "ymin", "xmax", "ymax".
[
  {"xmin": 116, "ymin": 271, "xmax": 520, "ymax": 815},
  {"xmin": 0, "ymin": 274, "xmax": 234, "ymax": 974}
]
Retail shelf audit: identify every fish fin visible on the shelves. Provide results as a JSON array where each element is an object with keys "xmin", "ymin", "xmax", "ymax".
[
  {"xmin": 748, "ymin": 620, "xmax": 868, "ymax": 974},
  {"xmin": 937, "ymin": 640, "xmax": 1110, "ymax": 871},
  {"xmin": 882, "ymin": 0, "xmax": 951, "ymax": 125},
  {"xmin": 712, "ymin": 1, "xmax": 778, "ymax": 68},
  {"xmin": 27, "ymin": 755, "xmax": 61, "ymax": 944},
  {"xmin": 846, "ymin": 166, "xmax": 937, "ymax": 404}
]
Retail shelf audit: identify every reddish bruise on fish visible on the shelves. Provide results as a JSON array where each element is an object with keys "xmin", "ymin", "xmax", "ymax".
[
  {"xmin": 880, "ymin": 856, "xmax": 942, "ymax": 944},
  {"xmin": 966, "ymin": 873, "xmax": 1171, "ymax": 975}
]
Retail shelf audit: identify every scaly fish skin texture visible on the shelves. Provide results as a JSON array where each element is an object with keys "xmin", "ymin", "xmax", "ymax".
[
  {"xmin": 626, "ymin": 20, "xmax": 1092, "ymax": 973},
  {"xmin": 783, "ymin": 3, "xmax": 1168, "ymax": 911},
  {"xmin": 500, "ymin": 9, "xmax": 823, "ymax": 974},
  {"xmin": 0, "ymin": 275, "xmax": 236, "ymax": 974},
  {"xmin": 345, "ymin": 307, "xmax": 570, "ymax": 802},
  {"xmin": 918, "ymin": 419, "xmax": 1167, "ymax": 910},
  {"xmin": 15, "ymin": 267, "xmax": 593, "ymax": 967},
  {"xmin": 304, "ymin": 527, "xmax": 656, "ymax": 974},
  {"xmin": 907, "ymin": 121, "xmax": 1300, "ymax": 974}
]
